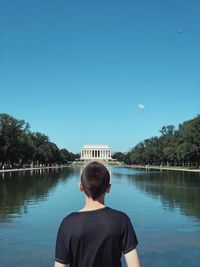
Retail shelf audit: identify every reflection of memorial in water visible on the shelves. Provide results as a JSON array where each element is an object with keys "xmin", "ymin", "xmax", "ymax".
[
  {"xmin": 113, "ymin": 169, "xmax": 200, "ymax": 220},
  {"xmin": 0, "ymin": 168, "xmax": 72, "ymax": 221}
]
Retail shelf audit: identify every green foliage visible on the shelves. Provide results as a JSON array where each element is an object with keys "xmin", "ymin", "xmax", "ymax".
[
  {"xmin": 59, "ymin": 149, "xmax": 69, "ymax": 163},
  {"xmin": 177, "ymin": 115, "xmax": 200, "ymax": 165},
  {"xmin": 0, "ymin": 113, "xmax": 78, "ymax": 168},
  {"xmin": 114, "ymin": 115, "xmax": 200, "ymax": 167},
  {"xmin": 112, "ymin": 152, "xmax": 125, "ymax": 162},
  {"xmin": 1, "ymin": 113, "xmax": 199, "ymax": 168}
]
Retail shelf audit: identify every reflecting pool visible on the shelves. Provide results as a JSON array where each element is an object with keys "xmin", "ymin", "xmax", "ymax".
[{"xmin": 0, "ymin": 167, "xmax": 200, "ymax": 266}]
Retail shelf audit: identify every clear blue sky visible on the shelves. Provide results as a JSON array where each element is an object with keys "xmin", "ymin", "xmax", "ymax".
[{"xmin": 0, "ymin": 0, "xmax": 199, "ymax": 153}]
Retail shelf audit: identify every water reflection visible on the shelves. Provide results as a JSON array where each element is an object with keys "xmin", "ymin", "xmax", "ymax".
[
  {"xmin": 0, "ymin": 167, "xmax": 200, "ymax": 267},
  {"xmin": 0, "ymin": 167, "xmax": 73, "ymax": 221},
  {"xmin": 113, "ymin": 168, "xmax": 200, "ymax": 220}
]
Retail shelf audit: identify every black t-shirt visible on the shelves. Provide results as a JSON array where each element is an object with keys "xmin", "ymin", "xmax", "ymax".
[{"xmin": 55, "ymin": 207, "xmax": 138, "ymax": 267}]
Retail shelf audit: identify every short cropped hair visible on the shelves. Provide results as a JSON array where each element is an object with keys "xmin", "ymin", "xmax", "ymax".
[{"xmin": 81, "ymin": 161, "xmax": 110, "ymax": 200}]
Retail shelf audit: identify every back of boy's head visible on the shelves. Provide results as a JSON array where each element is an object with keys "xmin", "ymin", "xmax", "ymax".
[{"xmin": 81, "ymin": 161, "xmax": 110, "ymax": 200}]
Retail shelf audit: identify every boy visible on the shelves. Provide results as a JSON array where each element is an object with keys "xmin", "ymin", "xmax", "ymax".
[{"xmin": 55, "ymin": 161, "xmax": 141, "ymax": 267}]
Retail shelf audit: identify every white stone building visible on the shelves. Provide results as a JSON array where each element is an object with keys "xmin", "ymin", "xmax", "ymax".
[{"xmin": 80, "ymin": 145, "xmax": 112, "ymax": 160}]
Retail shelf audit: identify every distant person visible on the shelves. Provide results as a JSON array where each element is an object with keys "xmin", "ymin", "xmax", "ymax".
[{"xmin": 55, "ymin": 161, "xmax": 140, "ymax": 267}]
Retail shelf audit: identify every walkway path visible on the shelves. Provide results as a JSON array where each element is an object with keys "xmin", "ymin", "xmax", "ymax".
[
  {"xmin": 0, "ymin": 165, "xmax": 69, "ymax": 173},
  {"xmin": 130, "ymin": 165, "xmax": 200, "ymax": 173}
]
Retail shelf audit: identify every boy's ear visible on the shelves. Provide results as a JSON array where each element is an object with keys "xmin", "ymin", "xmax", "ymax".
[
  {"xmin": 79, "ymin": 181, "xmax": 84, "ymax": 192},
  {"xmin": 106, "ymin": 184, "xmax": 111, "ymax": 193}
]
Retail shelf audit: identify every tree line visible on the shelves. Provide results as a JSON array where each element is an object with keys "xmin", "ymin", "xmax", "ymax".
[
  {"xmin": 113, "ymin": 115, "xmax": 200, "ymax": 167},
  {"xmin": 0, "ymin": 113, "xmax": 80, "ymax": 169}
]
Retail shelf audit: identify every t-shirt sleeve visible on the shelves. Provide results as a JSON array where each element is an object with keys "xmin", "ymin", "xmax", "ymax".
[
  {"xmin": 122, "ymin": 214, "xmax": 138, "ymax": 254},
  {"xmin": 55, "ymin": 225, "xmax": 71, "ymax": 264}
]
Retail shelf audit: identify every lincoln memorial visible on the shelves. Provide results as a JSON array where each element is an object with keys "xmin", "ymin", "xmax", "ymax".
[{"xmin": 80, "ymin": 145, "xmax": 112, "ymax": 160}]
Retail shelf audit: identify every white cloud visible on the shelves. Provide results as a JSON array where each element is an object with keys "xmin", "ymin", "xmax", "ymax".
[{"xmin": 138, "ymin": 103, "xmax": 145, "ymax": 110}]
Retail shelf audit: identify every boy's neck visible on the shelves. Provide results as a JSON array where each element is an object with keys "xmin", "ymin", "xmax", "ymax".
[{"xmin": 80, "ymin": 195, "xmax": 106, "ymax": 211}]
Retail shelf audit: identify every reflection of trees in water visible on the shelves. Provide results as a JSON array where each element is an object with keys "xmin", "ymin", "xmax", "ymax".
[
  {"xmin": 114, "ymin": 169, "xmax": 200, "ymax": 220},
  {"xmin": 0, "ymin": 168, "xmax": 73, "ymax": 221}
]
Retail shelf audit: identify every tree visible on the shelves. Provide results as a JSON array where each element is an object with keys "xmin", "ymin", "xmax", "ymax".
[
  {"xmin": 0, "ymin": 113, "xmax": 30, "ymax": 166},
  {"xmin": 59, "ymin": 149, "xmax": 70, "ymax": 164},
  {"xmin": 112, "ymin": 152, "xmax": 125, "ymax": 162},
  {"xmin": 177, "ymin": 115, "xmax": 200, "ymax": 166},
  {"xmin": 124, "ymin": 152, "xmax": 132, "ymax": 165},
  {"xmin": 159, "ymin": 126, "xmax": 178, "ymax": 165},
  {"xmin": 160, "ymin": 125, "xmax": 175, "ymax": 136},
  {"xmin": 128, "ymin": 116, "xmax": 200, "ymax": 167},
  {"xmin": 0, "ymin": 113, "xmax": 77, "ymax": 168}
]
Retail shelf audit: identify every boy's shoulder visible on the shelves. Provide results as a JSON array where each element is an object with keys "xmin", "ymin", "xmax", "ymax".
[
  {"xmin": 105, "ymin": 207, "xmax": 129, "ymax": 218},
  {"xmin": 60, "ymin": 207, "xmax": 129, "ymax": 227}
]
